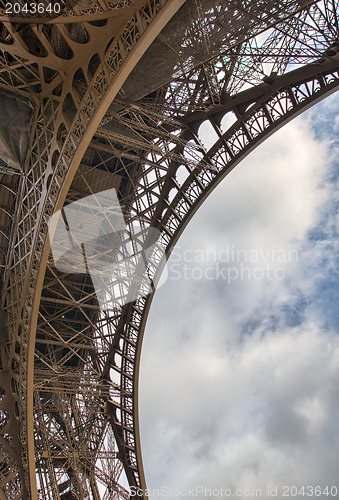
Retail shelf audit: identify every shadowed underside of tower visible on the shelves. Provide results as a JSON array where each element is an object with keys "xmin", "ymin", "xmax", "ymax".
[{"xmin": 0, "ymin": 0, "xmax": 338, "ymax": 498}]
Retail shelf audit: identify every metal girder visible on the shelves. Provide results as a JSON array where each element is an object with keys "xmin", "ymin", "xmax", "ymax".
[
  {"xmin": 1, "ymin": 0, "xmax": 187, "ymax": 497},
  {"xmin": 0, "ymin": 0, "xmax": 338, "ymax": 499}
]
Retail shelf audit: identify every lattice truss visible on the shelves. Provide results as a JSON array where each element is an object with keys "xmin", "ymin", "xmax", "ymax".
[{"xmin": 0, "ymin": 0, "xmax": 338, "ymax": 498}]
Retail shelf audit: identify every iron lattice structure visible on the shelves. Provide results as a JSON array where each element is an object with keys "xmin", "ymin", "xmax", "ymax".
[{"xmin": 0, "ymin": 0, "xmax": 338, "ymax": 498}]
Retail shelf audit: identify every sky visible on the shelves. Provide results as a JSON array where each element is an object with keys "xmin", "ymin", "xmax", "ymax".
[{"xmin": 137, "ymin": 90, "xmax": 339, "ymax": 499}]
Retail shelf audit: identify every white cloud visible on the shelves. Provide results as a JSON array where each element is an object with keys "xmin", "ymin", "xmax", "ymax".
[
  {"xmin": 194, "ymin": 116, "xmax": 329, "ymax": 249},
  {"xmin": 141, "ymin": 324, "xmax": 339, "ymax": 495}
]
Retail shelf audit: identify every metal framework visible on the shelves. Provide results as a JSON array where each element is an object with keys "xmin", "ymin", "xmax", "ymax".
[{"xmin": 0, "ymin": 0, "xmax": 338, "ymax": 498}]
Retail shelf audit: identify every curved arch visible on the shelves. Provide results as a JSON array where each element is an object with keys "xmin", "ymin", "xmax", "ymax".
[
  {"xmin": 25, "ymin": 55, "xmax": 339, "ymax": 500},
  {"xmin": 110, "ymin": 63, "xmax": 339, "ymax": 499}
]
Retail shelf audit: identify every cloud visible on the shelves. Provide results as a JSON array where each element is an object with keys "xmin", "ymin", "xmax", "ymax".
[
  {"xmin": 140, "ymin": 324, "xmax": 339, "ymax": 494},
  {"xmin": 138, "ymin": 96, "xmax": 339, "ymax": 499}
]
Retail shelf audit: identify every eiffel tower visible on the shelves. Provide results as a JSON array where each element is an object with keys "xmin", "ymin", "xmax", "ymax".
[{"xmin": 0, "ymin": 0, "xmax": 338, "ymax": 498}]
